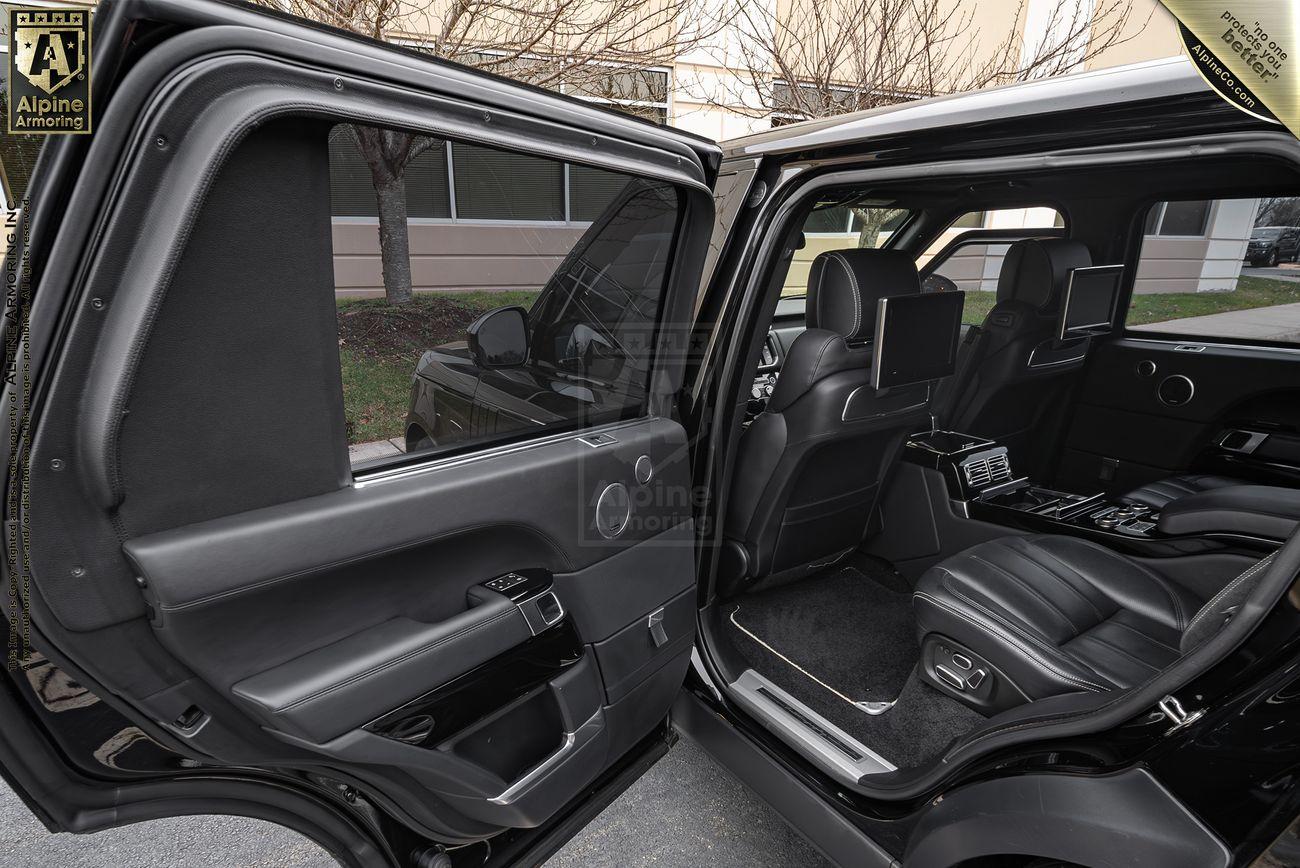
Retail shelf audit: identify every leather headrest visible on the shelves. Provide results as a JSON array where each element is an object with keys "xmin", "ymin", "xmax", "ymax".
[
  {"xmin": 996, "ymin": 238, "xmax": 1093, "ymax": 310},
  {"xmin": 806, "ymin": 249, "xmax": 920, "ymax": 342}
]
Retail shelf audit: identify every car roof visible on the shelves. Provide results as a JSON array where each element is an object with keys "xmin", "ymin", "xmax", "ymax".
[{"xmin": 719, "ymin": 57, "xmax": 1215, "ymax": 158}]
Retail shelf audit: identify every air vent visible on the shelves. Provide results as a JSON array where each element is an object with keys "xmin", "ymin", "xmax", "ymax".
[{"xmin": 961, "ymin": 452, "xmax": 1013, "ymax": 489}]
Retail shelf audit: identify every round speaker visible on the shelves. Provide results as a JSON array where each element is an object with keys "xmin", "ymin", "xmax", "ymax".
[
  {"xmin": 634, "ymin": 455, "xmax": 654, "ymax": 486},
  {"xmin": 1136, "ymin": 359, "xmax": 1157, "ymax": 378},
  {"xmin": 595, "ymin": 483, "xmax": 631, "ymax": 539},
  {"xmin": 1157, "ymin": 374, "xmax": 1195, "ymax": 407}
]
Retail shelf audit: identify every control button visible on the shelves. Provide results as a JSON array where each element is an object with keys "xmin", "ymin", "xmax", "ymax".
[
  {"xmin": 485, "ymin": 572, "xmax": 527, "ymax": 592},
  {"xmin": 966, "ymin": 669, "xmax": 987, "ymax": 689},
  {"xmin": 1096, "ymin": 517, "xmax": 1120, "ymax": 529},
  {"xmin": 951, "ymin": 653, "xmax": 973, "ymax": 670},
  {"xmin": 935, "ymin": 665, "xmax": 966, "ymax": 690}
]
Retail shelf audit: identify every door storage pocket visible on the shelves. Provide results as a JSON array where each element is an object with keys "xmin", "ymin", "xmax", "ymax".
[{"xmin": 592, "ymin": 587, "xmax": 695, "ymax": 703}]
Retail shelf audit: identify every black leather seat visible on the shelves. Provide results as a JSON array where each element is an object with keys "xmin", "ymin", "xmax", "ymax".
[
  {"xmin": 1120, "ymin": 473, "xmax": 1244, "ymax": 510},
  {"xmin": 934, "ymin": 238, "xmax": 1093, "ymax": 480},
  {"xmin": 724, "ymin": 249, "xmax": 932, "ymax": 585},
  {"xmin": 913, "ymin": 533, "xmax": 1275, "ymax": 711}
]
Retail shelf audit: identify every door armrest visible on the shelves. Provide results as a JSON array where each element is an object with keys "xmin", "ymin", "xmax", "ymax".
[{"xmin": 232, "ymin": 590, "xmax": 530, "ymax": 742}]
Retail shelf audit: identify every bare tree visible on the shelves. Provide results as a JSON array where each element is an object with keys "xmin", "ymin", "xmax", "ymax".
[
  {"xmin": 1256, "ymin": 196, "xmax": 1300, "ymax": 228},
  {"xmin": 704, "ymin": 0, "xmax": 1144, "ymax": 128},
  {"xmin": 256, "ymin": 0, "xmax": 727, "ymax": 304}
]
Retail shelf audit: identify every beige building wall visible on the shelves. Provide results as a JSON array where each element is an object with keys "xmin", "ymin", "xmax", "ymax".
[
  {"xmin": 333, "ymin": 221, "xmax": 585, "ymax": 297},
  {"xmin": 331, "ymin": 0, "xmax": 1192, "ymax": 297}
]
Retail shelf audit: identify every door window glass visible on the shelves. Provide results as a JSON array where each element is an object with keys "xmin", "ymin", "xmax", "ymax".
[
  {"xmin": 1125, "ymin": 196, "xmax": 1300, "ymax": 345},
  {"xmin": 329, "ymin": 123, "xmax": 682, "ymax": 466},
  {"xmin": 922, "ymin": 207, "xmax": 1065, "ymax": 325}
]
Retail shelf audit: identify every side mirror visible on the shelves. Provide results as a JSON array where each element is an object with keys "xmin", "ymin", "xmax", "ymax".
[
  {"xmin": 922, "ymin": 274, "xmax": 960, "ymax": 294},
  {"xmin": 467, "ymin": 306, "xmax": 529, "ymax": 369}
]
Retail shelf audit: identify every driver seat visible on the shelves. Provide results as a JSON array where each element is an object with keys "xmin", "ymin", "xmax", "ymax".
[{"xmin": 724, "ymin": 249, "xmax": 932, "ymax": 586}]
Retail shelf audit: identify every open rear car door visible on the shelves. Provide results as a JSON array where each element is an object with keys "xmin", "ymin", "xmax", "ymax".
[{"xmin": 0, "ymin": 1, "xmax": 718, "ymax": 864}]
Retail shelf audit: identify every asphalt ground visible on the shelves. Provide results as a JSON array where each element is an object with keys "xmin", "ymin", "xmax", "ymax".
[{"xmin": 0, "ymin": 739, "xmax": 829, "ymax": 867}]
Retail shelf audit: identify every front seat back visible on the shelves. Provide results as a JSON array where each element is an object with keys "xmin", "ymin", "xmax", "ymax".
[
  {"xmin": 725, "ymin": 249, "xmax": 933, "ymax": 584},
  {"xmin": 935, "ymin": 238, "xmax": 1092, "ymax": 478}
]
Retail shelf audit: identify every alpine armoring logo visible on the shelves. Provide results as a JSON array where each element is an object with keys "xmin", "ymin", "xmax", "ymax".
[{"xmin": 7, "ymin": 7, "xmax": 92, "ymax": 135}]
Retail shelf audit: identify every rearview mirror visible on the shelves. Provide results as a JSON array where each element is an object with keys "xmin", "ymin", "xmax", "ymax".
[{"xmin": 467, "ymin": 305, "xmax": 529, "ymax": 369}]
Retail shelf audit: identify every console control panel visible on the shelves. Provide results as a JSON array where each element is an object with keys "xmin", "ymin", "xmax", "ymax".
[{"xmin": 1089, "ymin": 503, "xmax": 1159, "ymax": 536}]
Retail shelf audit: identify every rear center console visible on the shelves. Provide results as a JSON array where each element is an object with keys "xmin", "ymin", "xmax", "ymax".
[
  {"xmin": 905, "ymin": 430, "xmax": 1293, "ymax": 552},
  {"xmin": 905, "ymin": 430, "xmax": 1176, "ymax": 546}
]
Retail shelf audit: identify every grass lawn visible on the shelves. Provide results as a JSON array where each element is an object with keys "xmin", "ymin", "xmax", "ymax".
[
  {"xmin": 338, "ymin": 290, "xmax": 538, "ymax": 444},
  {"xmin": 958, "ymin": 276, "xmax": 1300, "ymax": 328},
  {"xmin": 340, "ymin": 276, "xmax": 1298, "ymax": 444}
]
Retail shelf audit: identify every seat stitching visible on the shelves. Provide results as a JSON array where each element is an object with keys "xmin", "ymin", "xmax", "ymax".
[
  {"xmin": 943, "ymin": 583, "xmax": 1111, "ymax": 688},
  {"xmin": 967, "ymin": 551, "xmax": 1082, "ymax": 634},
  {"xmin": 1184, "ymin": 554, "xmax": 1275, "ymax": 638},
  {"xmin": 1069, "ymin": 631, "xmax": 1163, "ymax": 674},
  {"xmin": 1009, "ymin": 543, "xmax": 1108, "ymax": 622},
  {"xmin": 915, "ymin": 592, "xmax": 1106, "ymax": 692},
  {"xmin": 828, "ymin": 253, "xmax": 862, "ymax": 338},
  {"xmin": 1103, "ymin": 618, "xmax": 1181, "ymax": 653},
  {"xmin": 934, "ymin": 570, "xmax": 1110, "ymax": 686},
  {"xmin": 1031, "ymin": 539, "xmax": 1186, "ymax": 629}
]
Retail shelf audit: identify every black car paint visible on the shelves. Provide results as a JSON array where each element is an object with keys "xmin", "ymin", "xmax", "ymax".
[{"xmin": 3, "ymin": 4, "xmax": 1300, "ymax": 868}]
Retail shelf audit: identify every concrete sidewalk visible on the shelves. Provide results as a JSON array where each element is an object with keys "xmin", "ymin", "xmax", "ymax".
[{"xmin": 1131, "ymin": 300, "xmax": 1300, "ymax": 343}]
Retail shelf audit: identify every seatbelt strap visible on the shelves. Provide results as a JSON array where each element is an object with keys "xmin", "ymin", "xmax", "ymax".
[{"xmin": 937, "ymin": 324, "xmax": 987, "ymax": 429}]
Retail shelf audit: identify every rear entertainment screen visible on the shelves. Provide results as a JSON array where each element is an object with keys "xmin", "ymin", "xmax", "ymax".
[
  {"xmin": 871, "ymin": 291, "xmax": 965, "ymax": 390},
  {"xmin": 1058, "ymin": 265, "xmax": 1122, "ymax": 340}
]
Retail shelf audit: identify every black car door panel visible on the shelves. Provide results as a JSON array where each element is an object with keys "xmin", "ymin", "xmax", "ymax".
[
  {"xmin": 1060, "ymin": 337, "xmax": 1300, "ymax": 491},
  {"xmin": 13, "ymin": 0, "xmax": 716, "ymax": 843}
]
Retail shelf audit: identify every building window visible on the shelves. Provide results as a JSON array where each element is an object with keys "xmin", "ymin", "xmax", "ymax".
[
  {"xmin": 452, "ymin": 141, "xmax": 564, "ymax": 221},
  {"xmin": 1144, "ymin": 200, "xmax": 1211, "ymax": 237},
  {"xmin": 328, "ymin": 128, "xmax": 451, "ymax": 218},
  {"xmin": 566, "ymin": 68, "xmax": 670, "ymax": 125},
  {"xmin": 329, "ymin": 126, "xmax": 633, "ymax": 225}
]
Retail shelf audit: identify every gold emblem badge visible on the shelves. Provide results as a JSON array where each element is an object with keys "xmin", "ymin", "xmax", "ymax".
[
  {"xmin": 7, "ymin": 7, "xmax": 92, "ymax": 135},
  {"xmin": 1161, "ymin": 1, "xmax": 1294, "ymax": 138}
]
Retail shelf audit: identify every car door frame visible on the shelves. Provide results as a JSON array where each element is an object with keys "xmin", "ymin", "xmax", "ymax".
[{"xmin": 0, "ymin": 0, "xmax": 719, "ymax": 861}]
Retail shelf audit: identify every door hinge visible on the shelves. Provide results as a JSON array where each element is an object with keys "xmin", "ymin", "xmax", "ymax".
[{"xmin": 1158, "ymin": 694, "xmax": 1205, "ymax": 733}]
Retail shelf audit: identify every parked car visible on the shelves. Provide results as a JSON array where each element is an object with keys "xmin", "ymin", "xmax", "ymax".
[
  {"xmin": 5, "ymin": 4, "xmax": 1300, "ymax": 868},
  {"xmin": 1245, "ymin": 225, "xmax": 1300, "ymax": 266}
]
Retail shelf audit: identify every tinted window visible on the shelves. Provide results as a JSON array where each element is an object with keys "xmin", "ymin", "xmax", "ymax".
[
  {"xmin": 784, "ymin": 202, "xmax": 911, "ymax": 296},
  {"xmin": 452, "ymin": 142, "xmax": 564, "ymax": 221},
  {"xmin": 1125, "ymin": 196, "xmax": 1300, "ymax": 346},
  {"xmin": 328, "ymin": 123, "xmax": 680, "ymax": 467},
  {"xmin": 530, "ymin": 182, "xmax": 679, "ymax": 385}
]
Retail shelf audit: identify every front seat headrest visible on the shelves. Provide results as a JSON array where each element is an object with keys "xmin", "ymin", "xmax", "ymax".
[
  {"xmin": 996, "ymin": 238, "xmax": 1093, "ymax": 311},
  {"xmin": 806, "ymin": 248, "xmax": 921, "ymax": 342}
]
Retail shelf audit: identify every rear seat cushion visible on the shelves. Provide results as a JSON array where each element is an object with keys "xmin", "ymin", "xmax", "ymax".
[{"xmin": 913, "ymin": 535, "xmax": 1202, "ymax": 700}]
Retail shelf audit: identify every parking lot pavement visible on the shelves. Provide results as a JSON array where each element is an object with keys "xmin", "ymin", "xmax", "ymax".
[
  {"xmin": 0, "ymin": 739, "xmax": 829, "ymax": 867},
  {"xmin": 1249, "ymin": 264, "xmax": 1300, "ymax": 282}
]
